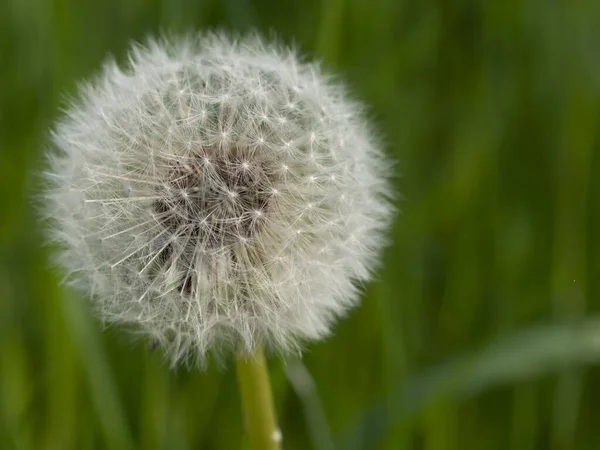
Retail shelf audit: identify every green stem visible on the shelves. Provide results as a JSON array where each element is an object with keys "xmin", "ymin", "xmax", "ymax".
[{"xmin": 236, "ymin": 346, "xmax": 281, "ymax": 450}]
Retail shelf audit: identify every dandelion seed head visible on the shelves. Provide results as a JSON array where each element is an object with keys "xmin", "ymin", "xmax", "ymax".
[{"xmin": 42, "ymin": 31, "xmax": 394, "ymax": 367}]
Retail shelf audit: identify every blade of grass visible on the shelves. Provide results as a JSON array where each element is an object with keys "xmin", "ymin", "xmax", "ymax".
[
  {"xmin": 60, "ymin": 292, "xmax": 134, "ymax": 450},
  {"xmin": 285, "ymin": 359, "xmax": 335, "ymax": 450},
  {"xmin": 340, "ymin": 317, "xmax": 600, "ymax": 449},
  {"xmin": 315, "ymin": 0, "xmax": 345, "ymax": 63}
]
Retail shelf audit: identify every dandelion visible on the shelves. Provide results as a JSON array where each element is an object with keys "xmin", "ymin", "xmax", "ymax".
[
  {"xmin": 44, "ymin": 32, "xmax": 393, "ymax": 363},
  {"xmin": 43, "ymin": 32, "xmax": 393, "ymax": 446}
]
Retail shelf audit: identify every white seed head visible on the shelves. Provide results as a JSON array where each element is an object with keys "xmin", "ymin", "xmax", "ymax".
[{"xmin": 42, "ymin": 32, "xmax": 394, "ymax": 367}]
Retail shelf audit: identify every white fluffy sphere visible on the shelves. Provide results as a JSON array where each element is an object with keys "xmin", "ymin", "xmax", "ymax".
[{"xmin": 44, "ymin": 32, "xmax": 393, "ymax": 366}]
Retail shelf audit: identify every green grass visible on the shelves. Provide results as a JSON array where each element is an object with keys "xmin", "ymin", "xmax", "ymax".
[{"xmin": 2, "ymin": 0, "xmax": 600, "ymax": 449}]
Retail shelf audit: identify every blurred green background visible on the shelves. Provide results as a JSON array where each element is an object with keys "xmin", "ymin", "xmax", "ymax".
[{"xmin": 2, "ymin": 0, "xmax": 600, "ymax": 449}]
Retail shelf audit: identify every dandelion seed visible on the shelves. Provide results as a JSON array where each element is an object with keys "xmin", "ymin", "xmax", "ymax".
[{"xmin": 42, "ymin": 31, "xmax": 394, "ymax": 367}]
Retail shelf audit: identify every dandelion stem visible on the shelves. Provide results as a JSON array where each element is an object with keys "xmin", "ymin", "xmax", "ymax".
[{"xmin": 236, "ymin": 346, "xmax": 281, "ymax": 450}]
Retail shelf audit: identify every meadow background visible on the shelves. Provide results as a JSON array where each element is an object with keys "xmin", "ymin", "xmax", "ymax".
[{"xmin": 2, "ymin": 0, "xmax": 600, "ymax": 449}]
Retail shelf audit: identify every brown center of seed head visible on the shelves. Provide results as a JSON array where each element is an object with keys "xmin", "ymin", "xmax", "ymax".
[{"xmin": 151, "ymin": 147, "xmax": 276, "ymax": 295}]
